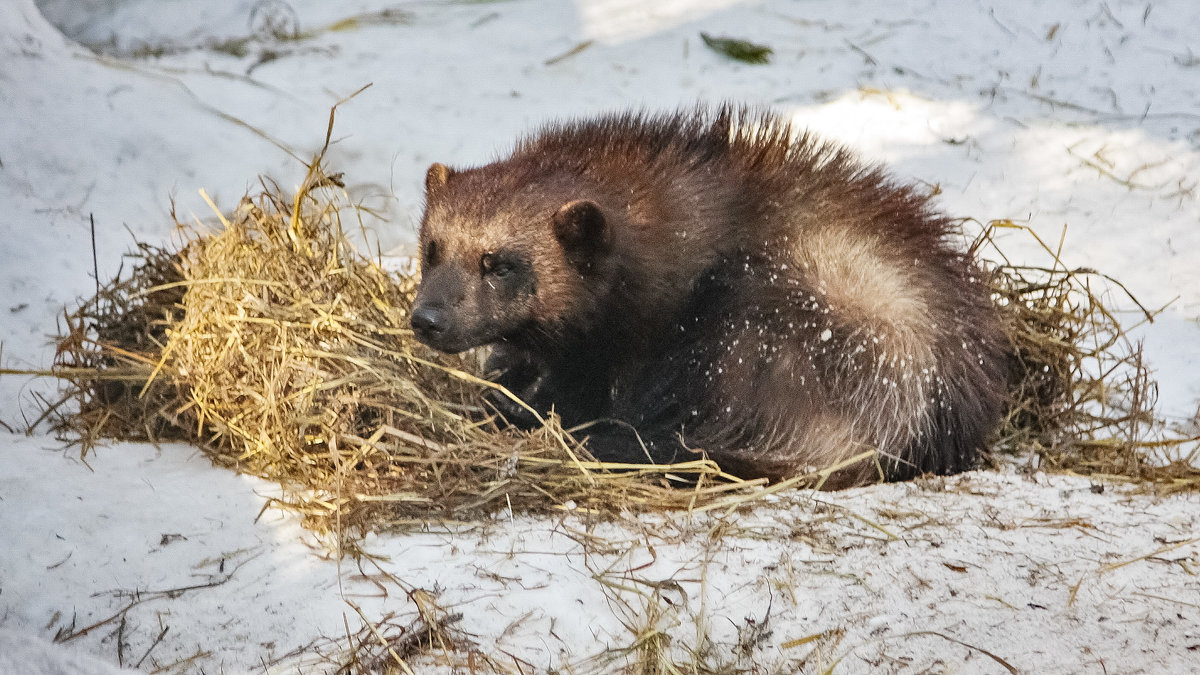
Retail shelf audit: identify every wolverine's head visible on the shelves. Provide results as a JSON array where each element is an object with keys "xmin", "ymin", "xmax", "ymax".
[{"xmin": 410, "ymin": 161, "xmax": 614, "ymax": 354}]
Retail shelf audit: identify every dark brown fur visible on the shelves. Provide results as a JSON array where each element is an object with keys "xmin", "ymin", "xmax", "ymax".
[{"xmin": 411, "ymin": 106, "xmax": 1009, "ymax": 486}]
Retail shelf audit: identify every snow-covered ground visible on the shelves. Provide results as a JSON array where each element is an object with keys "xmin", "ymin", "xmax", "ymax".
[{"xmin": 2, "ymin": 0, "xmax": 1198, "ymax": 672}]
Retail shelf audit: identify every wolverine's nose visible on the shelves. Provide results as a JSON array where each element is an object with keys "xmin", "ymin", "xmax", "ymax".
[{"xmin": 410, "ymin": 305, "xmax": 447, "ymax": 339}]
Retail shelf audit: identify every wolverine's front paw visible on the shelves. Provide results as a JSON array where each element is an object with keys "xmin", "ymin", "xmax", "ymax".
[
  {"xmin": 481, "ymin": 345, "xmax": 546, "ymax": 428},
  {"xmin": 482, "ymin": 386, "xmax": 543, "ymax": 430},
  {"xmin": 484, "ymin": 346, "xmax": 540, "ymax": 386}
]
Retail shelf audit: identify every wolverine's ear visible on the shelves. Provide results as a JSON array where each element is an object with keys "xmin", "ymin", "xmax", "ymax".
[
  {"xmin": 425, "ymin": 162, "xmax": 454, "ymax": 194},
  {"xmin": 553, "ymin": 200, "xmax": 610, "ymax": 263}
]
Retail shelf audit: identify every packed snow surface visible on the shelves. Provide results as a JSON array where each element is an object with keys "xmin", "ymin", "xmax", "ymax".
[{"xmin": 2, "ymin": 1, "xmax": 1198, "ymax": 672}]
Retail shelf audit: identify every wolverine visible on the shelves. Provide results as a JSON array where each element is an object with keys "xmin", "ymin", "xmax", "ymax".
[{"xmin": 410, "ymin": 105, "xmax": 1009, "ymax": 486}]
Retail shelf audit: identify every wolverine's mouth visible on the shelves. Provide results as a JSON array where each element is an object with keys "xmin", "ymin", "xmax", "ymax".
[
  {"xmin": 410, "ymin": 325, "xmax": 478, "ymax": 355},
  {"xmin": 409, "ymin": 309, "xmax": 498, "ymax": 354}
]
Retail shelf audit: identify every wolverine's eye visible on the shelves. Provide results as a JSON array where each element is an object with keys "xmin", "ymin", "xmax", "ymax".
[
  {"xmin": 424, "ymin": 240, "xmax": 440, "ymax": 266},
  {"xmin": 480, "ymin": 252, "xmax": 515, "ymax": 278}
]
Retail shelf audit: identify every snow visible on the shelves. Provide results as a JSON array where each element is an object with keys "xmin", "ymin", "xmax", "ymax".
[{"xmin": 2, "ymin": 0, "xmax": 1198, "ymax": 672}]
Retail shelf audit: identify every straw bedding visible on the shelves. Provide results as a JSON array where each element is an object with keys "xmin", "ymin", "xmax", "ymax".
[{"xmin": 48, "ymin": 154, "xmax": 1199, "ymax": 536}]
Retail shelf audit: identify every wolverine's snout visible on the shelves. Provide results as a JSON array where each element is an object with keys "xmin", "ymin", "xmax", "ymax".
[
  {"xmin": 411, "ymin": 265, "xmax": 479, "ymax": 353},
  {"xmin": 410, "ymin": 304, "xmax": 448, "ymax": 341},
  {"xmin": 410, "ymin": 300, "xmax": 475, "ymax": 353}
]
